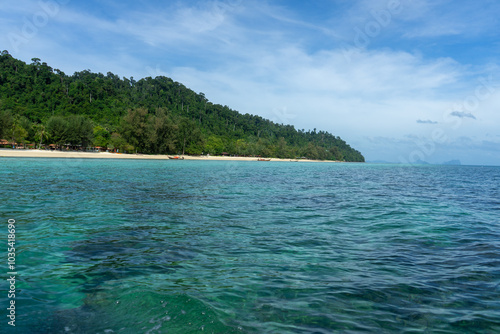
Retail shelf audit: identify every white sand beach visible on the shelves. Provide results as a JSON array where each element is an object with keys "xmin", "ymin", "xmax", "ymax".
[{"xmin": 0, "ymin": 149, "xmax": 337, "ymax": 162}]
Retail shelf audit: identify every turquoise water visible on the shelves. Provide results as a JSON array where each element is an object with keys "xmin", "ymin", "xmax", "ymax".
[{"xmin": 1, "ymin": 159, "xmax": 500, "ymax": 333}]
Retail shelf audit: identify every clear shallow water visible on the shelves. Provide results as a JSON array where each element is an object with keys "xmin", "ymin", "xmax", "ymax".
[{"xmin": 1, "ymin": 159, "xmax": 500, "ymax": 333}]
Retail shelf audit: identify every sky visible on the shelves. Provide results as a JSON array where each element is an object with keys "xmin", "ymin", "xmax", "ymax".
[{"xmin": 1, "ymin": 0, "xmax": 500, "ymax": 165}]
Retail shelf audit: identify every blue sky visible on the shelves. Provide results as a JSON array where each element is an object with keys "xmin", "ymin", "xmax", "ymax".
[{"xmin": 2, "ymin": 0, "xmax": 500, "ymax": 165}]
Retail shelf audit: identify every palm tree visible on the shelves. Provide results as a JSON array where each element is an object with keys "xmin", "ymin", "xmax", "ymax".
[{"xmin": 35, "ymin": 124, "xmax": 48, "ymax": 148}]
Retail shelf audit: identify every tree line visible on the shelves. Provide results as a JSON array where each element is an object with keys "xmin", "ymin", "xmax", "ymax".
[{"xmin": 0, "ymin": 51, "xmax": 365, "ymax": 161}]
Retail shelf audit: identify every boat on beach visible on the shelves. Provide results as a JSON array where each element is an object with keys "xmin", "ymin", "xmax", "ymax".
[
  {"xmin": 257, "ymin": 158, "xmax": 271, "ymax": 161},
  {"xmin": 168, "ymin": 156, "xmax": 184, "ymax": 160}
]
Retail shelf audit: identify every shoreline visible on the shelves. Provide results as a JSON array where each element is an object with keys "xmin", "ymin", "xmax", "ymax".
[{"xmin": 0, "ymin": 149, "xmax": 340, "ymax": 163}]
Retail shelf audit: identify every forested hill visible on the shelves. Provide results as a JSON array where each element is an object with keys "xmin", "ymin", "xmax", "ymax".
[{"xmin": 0, "ymin": 51, "xmax": 365, "ymax": 161}]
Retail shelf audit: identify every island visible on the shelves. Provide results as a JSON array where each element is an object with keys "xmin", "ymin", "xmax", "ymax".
[{"xmin": 0, "ymin": 51, "xmax": 364, "ymax": 162}]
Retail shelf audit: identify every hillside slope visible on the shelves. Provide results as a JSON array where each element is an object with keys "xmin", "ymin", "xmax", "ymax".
[{"xmin": 0, "ymin": 51, "xmax": 364, "ymax": 161}]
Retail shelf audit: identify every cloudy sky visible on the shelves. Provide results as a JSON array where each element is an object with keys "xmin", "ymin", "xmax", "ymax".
[{"xmin": 2, "ymin": 0, "xmax": 500, "ymax": 165}]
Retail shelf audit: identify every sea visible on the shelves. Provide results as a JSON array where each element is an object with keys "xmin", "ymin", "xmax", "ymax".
[{"xmin": 1, "ymin": 158, "xmax": 499, "ymax": 333}]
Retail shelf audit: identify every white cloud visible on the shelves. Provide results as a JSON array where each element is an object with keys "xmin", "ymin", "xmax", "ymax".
[
  {"xmin": 400, "ymin": 0, "xmax": 500, "ymax": 39},
  {"xmin": 163, "ymin": 47, "xmax": 465, "ymax": 147},
  {"xmin": 108, "ymin": 1, "xmax": 247, "ymax": 49}
]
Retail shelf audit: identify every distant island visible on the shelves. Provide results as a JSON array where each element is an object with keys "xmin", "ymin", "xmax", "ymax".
[
  {"xmin": 0, "ymin": 51, "xmax": 364, "ymax": 162},
  {"xmin": 442, "ymin": 160, "xmax": 461, "ymax": 166}
]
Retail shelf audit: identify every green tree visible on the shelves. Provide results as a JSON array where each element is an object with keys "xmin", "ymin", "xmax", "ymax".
[
  {"xmin": 108, "ymin": 132, "xmax": 133, "ymax": 153},
  {"xmin": 46, "ymin": 116, "xmax": 69, "ymax": 148},
  {"xmin": 18, "ymin": 117, "xmax": 35, "ymax": 143},
  {"xmin": 34, "ymin": 124, "xmax": 48, "ymax": 148},
  {"xmin": 204, "ymin": 135, "xmax": 224, "ymax": 155},
  {"xmin": 93, "ymin": 125, "xmax": 110, "ymax": 148},
  {"xmin": 121, "ymin": 108, "xmax": 149, "ymax": 153},
  {"xmin": 0, "ymin": 109, "xmax": 13, "ymax": 139},
  {"xmin": 234, "ymin": 138, "xmax": 248, "ymax": 156},
  {"xmin": 148, "ymin": 109, "xmax": 178, "ymax": 154},
  {"xmin": 304, "ymin": 142, "xmax": 320, "ymax": 160},
  {"xmin": 275, "ymin": 137, "xmax": 288, "ymax": 158},
  {"xmin": 11, "ymin": 124, "xmax": 28, "ymax": 147},
  {"xmin": 66, "ymin": 115, "xmax": 94, "ymax": 148},
  {"xmin": 177, "ymin": 118, "xmax": 200, "ymax": 155}
]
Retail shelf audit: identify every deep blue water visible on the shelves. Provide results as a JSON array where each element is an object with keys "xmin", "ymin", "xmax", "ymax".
[{"xmin": 1, "ymin": 158, "xmax": 500, "ymax": 333}]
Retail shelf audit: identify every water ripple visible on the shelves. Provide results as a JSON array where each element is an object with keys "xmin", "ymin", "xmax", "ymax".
[{"xmin": 2, "ymin": 160, "xmax": 500, "ymax": 333}]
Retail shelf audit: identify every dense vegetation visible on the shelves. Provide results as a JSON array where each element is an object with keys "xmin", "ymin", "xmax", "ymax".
[{"xmin": 0, "ymin": 51, "xmax": 364, "ymax": 161}]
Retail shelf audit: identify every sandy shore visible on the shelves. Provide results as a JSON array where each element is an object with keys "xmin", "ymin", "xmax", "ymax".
[{"xmin": 0, "ymin": 149, "xmax": 336, "ymax": 162}]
